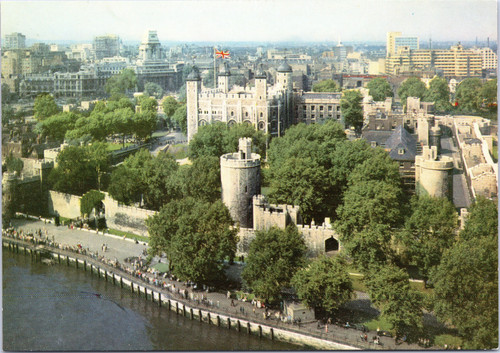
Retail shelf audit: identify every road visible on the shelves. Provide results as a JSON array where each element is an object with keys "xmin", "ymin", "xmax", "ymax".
[
  {"xmin": 150, "ymin": 131, "xmax": 186, "ymax": 156},
  {"xmin": 441, "ymin": 136, "xmax": 472, "ymax": 208}
]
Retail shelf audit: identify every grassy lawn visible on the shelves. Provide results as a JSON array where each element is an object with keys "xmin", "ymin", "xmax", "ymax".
[
  {"xmin": 492, "ymin": 143, "xmax": 498, "ymax": 163},
  {"xmin": 106, "ymin": 142, "xmax": 134, "ymax": 151},
  {"xmin": 167, "ymin": 143, "xmax": 189, "ymax": 159},
  {"xmin": 363, "ymin": 316, "xmax": 392, "ymax": 331},
  {"xmin": 434, "ymin": 334, "xmax": 463, "ymax": 348},
  {"xmin": 105, "ymin": 228, "xmax": 150, "ymax": 243},
  {"xmin": 152, "ymin": 130, "xmax": 170, "ymax": 138}
]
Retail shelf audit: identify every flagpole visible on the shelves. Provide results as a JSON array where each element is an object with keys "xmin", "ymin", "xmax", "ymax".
[{"xmin": 214, "ymin": 47, "xmax": 217, "ymax": 89}]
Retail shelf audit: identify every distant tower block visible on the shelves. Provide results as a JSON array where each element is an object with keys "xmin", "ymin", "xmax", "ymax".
[
  {"xmin": 415, "ymin": 146, "xmax": 454, "ymax": 200},
  {"xmin": 220, "ymin": 138, "xmax": 261, "ymax": 228}
]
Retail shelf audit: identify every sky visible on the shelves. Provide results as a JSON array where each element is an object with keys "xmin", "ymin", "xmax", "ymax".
[{"xmin": 1, "ymin": 0, "xmax": 498, "ymax": 43}]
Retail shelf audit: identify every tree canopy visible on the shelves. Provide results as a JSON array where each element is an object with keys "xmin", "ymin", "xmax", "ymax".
[
  {"xmin": 5, "ymin": 152, "xmax": 24, "ymax": 175},
  {"xmin": 143, "ymin": 82, "xmax": 163, "ymax": 99},
  {"xmin": 455, "ymin": 78, "xmax": 482, "ymax": 112},
  {"xmin": 365, "ymin": 265, "xmax": 423, "ymax": 340},
  {"xmin": 146, "ymin": 198, "xmax": 238, "ymax": 286},
  {"xmin": 34, "ymin": 93, "xmax": 60, "ymax": 121},
  {"xmin": 172, "ymin": 104, "xmax": 187, "ymax": 135},
  {"xmin": 80, "ymin": 190, "xmax": 105, "ymax": 217},
  {"xmin": 423, "ymin": 76, "xmax": 451, "ymax": 112},
  {"xmin": 105, "ymin": 69, "xmax": 137, "ymax": 100},
  {"xmin": 460, "ymin": 196, "xmax": 497, "ymax": 241},
  {"xmin": 242, "ymin": 225, "xmax": 307, "ymax": 304},
  {"xmin": 340, "ymin": 90, "xmax": 363, "ymax": 132},
  {"xmin": 431, "ymin": 235, "xmax": 498, "ymax": 349},
  {"xmin": 292, "ymin": 255, "xmax": 353, "ymax": 314},
  {"xmin": 188, "ymin": 122, "xmax": 267, "ymax": 161},
  {"xmin": 398, "ymin": 195, "xmax": 458, "ymax": 281},
  {"xmin": 38, "ymin": 112, "xmax": 81, "ymax": 141},
  {"xmin": 397, "ymin": 77, "xmax": 427, "ymax": 108},
  {"xmin": 367, "ymin": 77, "xmax": 393, "ymax": 101},
  {"xmin": 312, "ymin": 79, "xmax": 340, "ymax": 92},
  {"xmin": 48, "ymin": 145, "xmax": 105, "ymax": 195}
]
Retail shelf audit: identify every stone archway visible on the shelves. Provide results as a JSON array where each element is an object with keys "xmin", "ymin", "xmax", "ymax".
[{"xmin": 325, "ymin": 236, "xmax": 339, "ymax": 252}]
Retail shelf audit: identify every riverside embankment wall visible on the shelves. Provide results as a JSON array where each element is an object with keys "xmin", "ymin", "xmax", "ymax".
[{"xmin": 2, "ymin": 237, "xmax": 358, "ymax": 351}]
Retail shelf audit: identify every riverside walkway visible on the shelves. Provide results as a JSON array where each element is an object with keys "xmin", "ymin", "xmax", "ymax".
[{"xmin": 6, "ymin": 216, "xmax": 427, "ymax": 350}]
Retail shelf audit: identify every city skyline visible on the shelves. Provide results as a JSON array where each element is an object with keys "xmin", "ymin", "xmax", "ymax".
[{"xmin": 1, "ymin": 0, "xmax": 497, "ymax": 44}]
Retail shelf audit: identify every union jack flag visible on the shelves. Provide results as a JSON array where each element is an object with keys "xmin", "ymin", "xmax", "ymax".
[{"xmin": 215, "ymin": 49, "xmax": 230, "ymax": 59}]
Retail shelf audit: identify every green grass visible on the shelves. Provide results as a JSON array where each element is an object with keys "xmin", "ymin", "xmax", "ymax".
[
  {"xmin": 434, "ymin": 334, "xmax": 463, "ymax": 348},
  {"xmin": 167, "ymin": 143, "xmax": 189, "ymax": 159},
  {"xmin": 106, "ymin": 228, "xmax": 150, "ymax": 243},
  {"xmin": 152, "ymin": 131, "xmax": 170, "ymax": 138},
  {"xmin": 106, "ymin": 142, "xmax": 134, "ymax": 151},
  {"xmin": 350, "ymin": 274, "xmax": 367, "ymax": 292},
  {"xmin": 492, "ymin": 143, "xmax": 498, "ymax": 163},
  {"xmin": 234, "ymin": 290, "xmax": 257, "ymax": 301},
  {"xmin": 363, "ymin": 316, "xmax": 392, "ymax": 332}
]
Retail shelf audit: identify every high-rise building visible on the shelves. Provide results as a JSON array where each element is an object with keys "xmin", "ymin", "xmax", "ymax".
[
  {"xmin": 386, "ymin": 44, "xmax": 482, "ymax": 77},
  {"xmin": 386, "ymin": 31, "xmax": 402, "ymax": 56},
  {"xmin": 93, "ymin": 34, "xmax": 121, "ymax": 60},
  {"xmin": 3, "ymin": 32, "xmax": 26, "ymax": 49},
  {"xmin": 472, "ymin": 47, "xmax": 498, "ymax": 70}
]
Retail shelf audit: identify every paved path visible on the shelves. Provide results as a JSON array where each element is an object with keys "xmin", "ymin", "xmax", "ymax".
[
  {"xmin": 9, "ymin": 217, "xmax": 430, "ymax": 350},
  {"xmin": 441, "ymin": 136, "xmax": 472, "ymax": 208}
]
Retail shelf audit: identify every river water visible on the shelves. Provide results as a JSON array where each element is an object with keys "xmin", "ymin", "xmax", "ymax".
[{"xmin": 3, "ymin": 249, "xmax": 300, "ymax": 351}]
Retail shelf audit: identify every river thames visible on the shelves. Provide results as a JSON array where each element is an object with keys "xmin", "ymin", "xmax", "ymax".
[{"xmin": 3, "ymin": 249, "xmax": 301, "ymax": 351}]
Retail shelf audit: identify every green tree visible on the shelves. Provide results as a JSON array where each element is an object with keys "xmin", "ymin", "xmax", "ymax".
[
  {"xmin": 460, "ymin": 196, "xmax": 497, "ymax": 241},
  {"xmin": 80, "ymin": 190, "xmax": 105, "ymax": 217},
  {"xmin": 399, "ymin": 196, "xmax": 458, "ymax": 281},
  {"xmin": 138, "ymin": 96, "xmax": 158, "ymax": 114},
  {"xmin": 87, "ymin": 142, "xmax": 110, "ymax": 191},
  {"xmin": 48, "ymin": 145, "xmax": 97, "ymax": 195},
  {"xmin": 110, "ymin": 107, "xmax": 135, "ymax": 147},
  {"xmin": 423, "ymin": 76, "xmax": 451, "ymax": 112},
  {"xmin": 188, "ymin": 122, "xmax": 267, "ymax": 161},
  {"xmin": 177, "ymin": 155, "xmax": 221, "ymax": 203},
  {"xmin": 365, "ymin": 265, "xmax": 423, "ymax": 340},
  {"xmin": 5, "ymin": 152, "xmax": 24, "ymax": 175},
  {"xmin": 143, "ymin": 153, "xmax": 181, "ymax": 210},
  {"xmin": 455, "ymin": 78, "xmax": 482, "ymax": 112},
  {"xmin": 292, "ymin": 255, "xmax": 353, "ymax": 314},
  {"xmin": 162, "ymin": 96, "xmax": 179, "ymax": 130},
  {"xmin": 431, "ymin": 236, "xmax": 498, "ymax": 349},
  {"xmin": 133, "ymin": 111, "xmax": 158, "ymax": 141},
  {"xmin": 143, "ymin": 82, "xmax": 163, "ymax": 99},
  {"xmin": 39, "ymin": 112, "xmax": 81, "ymax": 141},
  {"xmin": 2, "ymin": 83, "xmax": 12, "ymax": 104},
  {"xmin": 480, "ymin": 78, "xmax": 497, "ymax": 107},
  {"xmin": 34, "ymin": 93, "xmax": 60, "ymax": 121},
  {"xmin": 105, "ymin": 68, "xmax": 137, "ymax": 100},
  {"xmin": 242, "ymin": 225, "xmax": 307, "ymax": 304},
  {"xmin": 340, "ymin": 90, "xmax": 363, "ymax": 132},
  {"xmin": 146, "ymin": 198, "xmax": 238, "ymax": 286},
  {"xmin": 108, "ymin": 149, "xmax": 152, "ymax": 205},
  {"xmin": 397, "ymin": 77, "xmax": 427, "ymax": 108},
  {"xmin": 367, "ymin": 77, "xmax": 393, "ymax": 101},
  {"xmin": 172, "ymin": 104, "xmax": 187, "ymax": 135},
  {"xmin": 312, "ymin": 79, "xmax": 340, "ymax": 92}
]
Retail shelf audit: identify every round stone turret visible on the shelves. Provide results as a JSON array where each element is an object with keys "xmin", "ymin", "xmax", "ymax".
[
  {"xmin": 220, "ymin": 138, "xmax": 261, "ymax": 228},
  {"xmin": 415, "ymin": 146, "xmax": 454, "ymax": 200},
  {"xmin": 186, "ymin": 68, "xmax": 201, "ymax": 81}
]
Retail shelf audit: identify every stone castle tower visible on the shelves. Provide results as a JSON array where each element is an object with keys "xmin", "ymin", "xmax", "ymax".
[
  {"xmin": 220, "ymin": 138, "xmax": 261, "ymax": 228},
  {"xmin": 415, "ymin": 146, "xmax": 454, "ymax": 199},
  {"xmin": 186, "ymin": 68, "xmax": 202, "ymax": 141}
]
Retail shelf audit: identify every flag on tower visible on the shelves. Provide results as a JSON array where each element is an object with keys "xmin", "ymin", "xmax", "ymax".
[{"xmin": 215, "ymin": 49, "xmax": 230, "ymax": 59}]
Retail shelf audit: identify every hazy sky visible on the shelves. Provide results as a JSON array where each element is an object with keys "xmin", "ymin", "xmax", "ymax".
[{"xmin": 1, "ymin": 0, "xmax": 498, "ymax": 43}]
